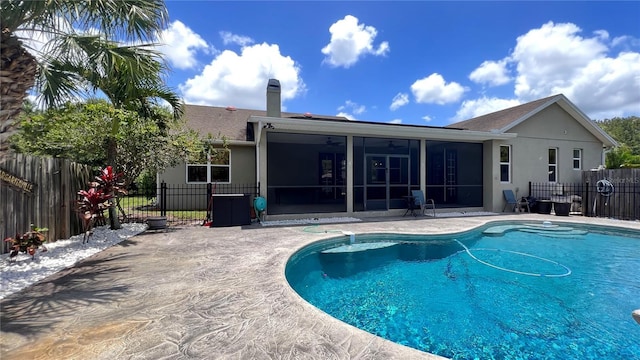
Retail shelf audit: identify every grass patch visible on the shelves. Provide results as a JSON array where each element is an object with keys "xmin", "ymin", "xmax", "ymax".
[{"xmin": 115, "ymin": 196, "xmax": 208, "ymax": 224}]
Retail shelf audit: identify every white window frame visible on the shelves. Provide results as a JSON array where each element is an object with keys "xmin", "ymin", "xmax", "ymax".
[
  {"xmin": 499, "ymin": 145, "xmax": 511, "ymax": 183},
  {"xmin": 548, "ymin": 148, "xmax": 558, "ymax": 182},
  {"xmin": 572, "ymin": 148, "xmax": 582, "ymax": 170},
  {"xmin": 186, "ymin": 149, "xmax": 231, "ymax": 184}
]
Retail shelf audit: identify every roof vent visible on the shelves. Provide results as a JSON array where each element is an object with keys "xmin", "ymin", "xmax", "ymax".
[
  {"xmin": 225, "ymin": 106, "xmax": 237, "ymax": 111},
  {"xmin": 304, "ymin": 112, "xmax": 312, "ymax": 118}
]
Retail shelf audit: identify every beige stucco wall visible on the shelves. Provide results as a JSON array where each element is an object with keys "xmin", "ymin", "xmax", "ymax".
[
  {"xmin": 482, "ymin": 141, "xmax": 496, "ymax": 211},
  {"xmin": 486, "ymin": 104, "xmax": 605, "ymax": 212},
  {"xmin": 158, "ymin": 145, "xmax": 256, "ymax": 210}
]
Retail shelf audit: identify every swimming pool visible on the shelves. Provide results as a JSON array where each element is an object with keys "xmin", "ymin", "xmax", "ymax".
[{"xmin": 286, "ymin": 221, "xmax": 640, "ymax": 359}]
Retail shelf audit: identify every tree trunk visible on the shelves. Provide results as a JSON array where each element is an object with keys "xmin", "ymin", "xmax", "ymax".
[
  {"xmin": 0, "ymin": 30, "xmax": 37, "ymax": 162},
  {"xmin": 106, "ymin": 137, "xmax": 122, "ymax": 229}
]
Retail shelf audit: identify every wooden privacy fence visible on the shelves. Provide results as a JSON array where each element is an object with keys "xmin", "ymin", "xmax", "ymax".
[
  {"xmin": 582, "ymin": 168, "xmax": 640, "ymax": 220},
  {"xmin": 1, "ymin": 154, "xmax": 92, "ymax": 254}
]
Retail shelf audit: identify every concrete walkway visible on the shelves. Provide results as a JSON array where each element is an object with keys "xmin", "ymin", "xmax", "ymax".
[{"xmin": 1, "ymin": 214, "xmax": 638, "ymax": 359}]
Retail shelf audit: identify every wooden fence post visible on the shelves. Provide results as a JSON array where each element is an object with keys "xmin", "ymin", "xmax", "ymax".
[{"xmin": 1, "ymin": 154, "xmax": 92, "ymax": 254}]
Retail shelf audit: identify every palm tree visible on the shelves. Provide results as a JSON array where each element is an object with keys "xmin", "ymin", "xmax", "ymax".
[
  {"xmin": 76, "ymin": 38, "xmax": 184, "ymax": 230},
  {"xmin": 2, "ymin": 0, "xmax": 183, "ymax": 229},
  {"xmin": 1, "ymin": 0, "xmax": 181, "ymax": 160}
]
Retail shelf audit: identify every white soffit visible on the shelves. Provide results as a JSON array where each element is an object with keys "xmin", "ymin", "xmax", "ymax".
[{"xmin": 249, "ymin": 116, "xmax": 516, "ymax": 142}]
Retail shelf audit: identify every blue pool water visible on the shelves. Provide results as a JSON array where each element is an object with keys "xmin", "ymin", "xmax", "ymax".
[{"xmin": 286, "ymin": 222, "xmax": 640, "ymax": 359}]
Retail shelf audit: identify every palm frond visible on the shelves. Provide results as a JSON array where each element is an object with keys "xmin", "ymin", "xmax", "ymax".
[
  {"xmin": 36, "ymin": 58, "xmax": 87, "ymax": 108},
  {"xmin": 129, "ymin": 85, "xmax": 184, "ymax": 120},
  {"xmin": 2, "ymin": 0, "xmax": 167, "ymax": 41},
  {"xmin": 71, "ymin": 0, "xmax": 168, "ymax": 41},
  {"xmin": 3, "ymin": 0, "xmax": 179, "ymax": 129}
]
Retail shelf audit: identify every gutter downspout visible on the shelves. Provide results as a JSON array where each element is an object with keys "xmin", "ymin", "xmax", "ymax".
[{"xmin": 256, "ymin": 121, "xmax": 263, "ymax": 194}]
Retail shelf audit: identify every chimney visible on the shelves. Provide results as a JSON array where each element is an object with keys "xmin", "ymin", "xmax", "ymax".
[{"xmin": 266, "ymin": 78, "xmax": 281, "ymax": 118}]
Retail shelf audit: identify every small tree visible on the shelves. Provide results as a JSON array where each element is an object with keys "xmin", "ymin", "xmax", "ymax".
[
  {"xmin": 606, "ymin": 145, "xmax": 640, "ymax": 169},
  {"xmin": 11, "ymin": 100, "xmax": 198, "ymax": 187}
]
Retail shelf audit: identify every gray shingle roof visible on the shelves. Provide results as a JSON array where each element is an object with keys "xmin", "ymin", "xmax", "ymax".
[
  {"xmin": 446, "ymin": 95, "xmax": 560, "ymax": 132},
  {"xmin": 183, "ymin": 104, "xmax": 349, "ymax": 141}
]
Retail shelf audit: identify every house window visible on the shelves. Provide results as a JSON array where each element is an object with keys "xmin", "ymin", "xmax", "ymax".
[
  {"xmin": 186, "ymin": 149, "xmax": 230, "ymax": 183},
  {"xmin": 500, "ymin": 145, "xmax": 511, "ymax": 183},
  {"xmin": 573, "ymin": 149, "xmax": 582, "ymax": 170},
  {"xmin": 187, "ymin": 165, "xmax": 207, "ymax": 183},
  {"xmin": 548, "ymin": 148, "xmax": 558, "ymax": 182}
]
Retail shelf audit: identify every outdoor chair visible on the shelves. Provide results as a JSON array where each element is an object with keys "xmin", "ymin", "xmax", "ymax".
[
  {"xmin": 411, "ymin": 190, "xmax": 436, "ymax": 217},
  {"xmin": 503, "ymin": 190, "xmax": 530, "ymax": 212}
]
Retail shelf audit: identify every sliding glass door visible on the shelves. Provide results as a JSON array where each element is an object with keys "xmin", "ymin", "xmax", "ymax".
[{"xmin": 365, "ymin": 155, "xmax": 409, "ymax": 210}]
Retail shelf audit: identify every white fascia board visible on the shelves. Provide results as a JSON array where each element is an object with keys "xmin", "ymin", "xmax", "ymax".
[
  {"xmin": 205, "ymin": 139, "xmax": 255, "ymax": 147},
  {"xmin": 249, "ymin": 116, "xmax": 516, "ymax": 142}
]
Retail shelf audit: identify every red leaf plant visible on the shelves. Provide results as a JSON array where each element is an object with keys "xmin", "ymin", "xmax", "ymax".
[
  {"xmin": 93, "ymin": 166, "xmax": 127, "ymax": 197},
  {"xmin": 4, "ymin": 225, "xmax": 48, "ymax": 261},
  {"xmin": 77, "ymin": 186, "xmax": 112, "ymax": 244},
  {"xmin": 77, "ymin": 166, "xmax": 129, "ymax": 241}
]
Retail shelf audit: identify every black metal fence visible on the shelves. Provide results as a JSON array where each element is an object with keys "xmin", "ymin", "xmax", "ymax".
[
  {"xmin": 118, "ymin": 183, "xmax": 259, "ymax": 227},
  {"xmin": 529, "ymin": 180, "xmax": 640, "ymax": 220}
]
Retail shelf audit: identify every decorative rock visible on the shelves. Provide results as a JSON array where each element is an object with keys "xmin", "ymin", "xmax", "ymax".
[{"xmin": 633, "ymin": 309, "xmax": 640, "ymax": 325}]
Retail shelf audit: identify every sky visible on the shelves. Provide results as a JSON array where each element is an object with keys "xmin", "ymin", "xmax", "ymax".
[
  {"xmin": 25, "ymin": 1, "xmax": 640, "ymax": 127},
  {"xmin": 155, "ymin": 1, "xmax": 640, "ymax": 126}
]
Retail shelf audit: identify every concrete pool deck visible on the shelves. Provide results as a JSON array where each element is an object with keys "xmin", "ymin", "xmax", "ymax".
[{"xmin": 1, "ymin": 214, "xmax": 639, "ymax": 359}]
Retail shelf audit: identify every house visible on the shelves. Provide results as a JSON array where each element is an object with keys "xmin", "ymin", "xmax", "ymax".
[
  {"xmin": 445, "ymin": 94, "xmax": 617, "ymax": 209},
  {"xmin": 158, "ymin": 79, "xmax": 617, "ymax": 219}
]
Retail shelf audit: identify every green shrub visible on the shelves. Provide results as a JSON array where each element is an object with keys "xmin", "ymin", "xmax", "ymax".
[{"xmin": 136, "ymin": 170, "xmax": 157, "ymax": 200}]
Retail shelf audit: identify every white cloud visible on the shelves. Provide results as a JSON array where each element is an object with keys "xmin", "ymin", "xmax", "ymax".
[
  {"xmin": 157, "ymin": 20, "xmax": 212, "ymax": 70},
  {"xmin": 469, "ymin": 60, "xmax": 511, "ymax": 87},
  {"xmin": 336, "ymin": 112, "xmax": 356, "ymax": 120},
  {"xmin": 390, "ymin": 92, "xmax": 409, "ymax": 110},
  {"xmin": 338, "ymin": 100, "xmax": 366, "ymax": 115},
  {"xmin": 452, "ymin": 97, "xmax": 521, "ymax": 122},
  {"xmin": 411, "ymin": 73, "xmax": 467, "ymax": 105},
  {"xmin": 388, "ymin": 119, "xmax": 402, "ymax": 124},
  {"xmin": 512, "ymin": 22, "xmax": 608, "ymax": 100},
  {"xmin": 593, "ymin": 30, "xmax": 609, "ymax": 41},
  {"xmin": 453, "ymin": 21, "xmax": 640, "ymax": 122},
  {"xmin": 321, "ymin": 15, "xmax": 389, "ymax": 68},
  {"xmin": 422, "ymin": 115, "xmax": 432, "ymax": 122},
  {"xmin": 336, "ymin": 100, "xmax": 366, "ymax": 120},
  {"xmin": 558, "ymin": 51, "xmax": 640, "ymax": 119},
  {"xmin": 219, "ymin": 31, "xmax": 254, "ymax": 47},
  {"xmin": 611, "ymin": 35, "xmax": 640, "ymax": 49},
  {"xmin": 509, "ymin": 21, "xmax": 640, "ymax": 119},
  {"xmin": 179, "ymin": 43, "xmax": 305, "ymax": 109}
]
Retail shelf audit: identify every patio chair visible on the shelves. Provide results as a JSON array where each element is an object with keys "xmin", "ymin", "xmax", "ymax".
[
  {"xmin": 503, "ymin": 190, "xmax": 530, "ymax": 212},
  {"xmin": 411, "ymin": 190, "xmax": 436, "ymax": 217}
]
